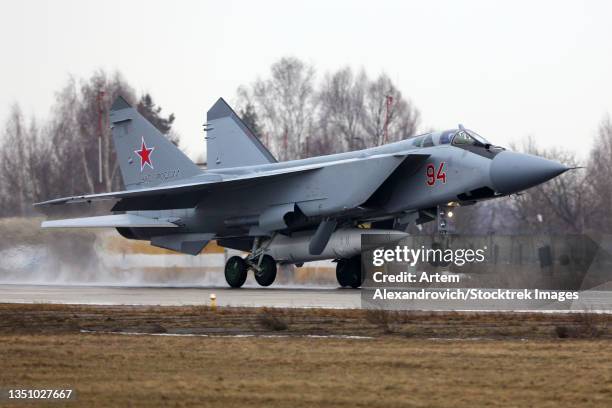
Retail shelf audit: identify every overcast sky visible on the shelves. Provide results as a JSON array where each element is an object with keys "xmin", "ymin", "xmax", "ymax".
[{"xmin": 1, "ymin": 0, "xmax": 610, "ymax": 161}]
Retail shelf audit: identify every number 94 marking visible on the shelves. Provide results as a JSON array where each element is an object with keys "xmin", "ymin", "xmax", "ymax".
[{"xmin": 426, "ymin": 162, "xmax": 446, "ymax": 186}]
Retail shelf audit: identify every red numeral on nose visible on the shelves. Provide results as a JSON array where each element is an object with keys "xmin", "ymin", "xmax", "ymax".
[{"xmin": 426, "ymin": 162, "xmax": 446, "ymax": 186}]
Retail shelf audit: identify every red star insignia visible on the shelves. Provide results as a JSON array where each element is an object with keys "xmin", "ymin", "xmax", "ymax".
[{"xmin": 135, "ymin": 137, "xmax": 154, "ymax": 171}]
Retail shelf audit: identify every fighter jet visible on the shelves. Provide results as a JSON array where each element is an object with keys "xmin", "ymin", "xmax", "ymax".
[{"xmin": 36, "ymin": 96, "xmax": 569, "ymax": 288}]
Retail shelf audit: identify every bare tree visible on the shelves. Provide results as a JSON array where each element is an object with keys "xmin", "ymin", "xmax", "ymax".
[
  {"xmin": 0, "ymin": 105, "xmax": 29, "ymax": 215},
  {"xmin": 238, "ymin": 57, "xmax": 317, "ymax": 160},
  {"xmin": 24, "ymin": 118, "xmax": 56, "ymax": 206},
  {"xmin": 316, "ymin": 70, "xmax": 420, "ymax": 153},
  {"xmin": 362, "ymin": 73, "xmax": 420, "ymax": 148},
  {"xmin": 237, "ymin": 60, "xmax": 421, "ymax": 159},
  {"xmin": 0, "ymin": 106, "xmax": 54, "ymax": 216},
  {"xmin": 587, "ymin": 116, "xmax": 612, "ymax": 231},
  {"xmin": 317, "ymin": 67, "xmax": 367, "ymax": 152}
]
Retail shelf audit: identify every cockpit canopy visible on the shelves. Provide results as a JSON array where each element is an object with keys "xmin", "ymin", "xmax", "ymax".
[
  {"xmin": 453, "ymin": 129, "xmax": 490, "ymax": 146},
  {"xmin": 409, "ymin": 128, "xmax": 491, "ymax": 148}
]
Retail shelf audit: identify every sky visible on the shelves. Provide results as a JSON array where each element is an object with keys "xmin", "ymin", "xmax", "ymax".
[{"xmin": 0, "ymin": 0, "xmax": 611, "ymax": 162}]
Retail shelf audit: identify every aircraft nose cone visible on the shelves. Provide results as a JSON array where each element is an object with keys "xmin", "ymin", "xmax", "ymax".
[{"xmin": 490, "ymin": 151, "xmax": 569, "ymax": 194}]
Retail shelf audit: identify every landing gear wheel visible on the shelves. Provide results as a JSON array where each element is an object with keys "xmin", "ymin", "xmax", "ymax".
[
  {"xmin": 336, "ymin": 259, "xmax": 351, "ymax": 287},
  {"xmin": 225, "ymin": 256, "xmax": 248, "ymax": 288},
  {"xmin": 254, "ymin": 255, "xmax": 277, "ymax": 287},
  {"xmin": 346, "ymin": 255, "xmax": 362, "ymax": 289},
  {"xmin": 336, "ymin": 255, "xmax": 362, "ymax": 288}
]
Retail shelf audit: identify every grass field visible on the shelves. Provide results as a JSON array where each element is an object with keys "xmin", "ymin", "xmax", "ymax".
[{"xmin": 0, "ymin": 304, "xmax": 611, "ymax": 407}]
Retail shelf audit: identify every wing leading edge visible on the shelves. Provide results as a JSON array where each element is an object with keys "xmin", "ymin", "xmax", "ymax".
[{"xmin": 41, "ymin": 214, "xmax": 180, "ymax": 228}]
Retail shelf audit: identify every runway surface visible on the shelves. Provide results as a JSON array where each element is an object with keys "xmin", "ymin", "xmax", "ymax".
[
  {"xmin": 0, "ymin": 284, "xmax": 361, "ymax": 309},
  {"xmin": 1, "ymin": 284, "xmax": 611, "ymax": 311}
]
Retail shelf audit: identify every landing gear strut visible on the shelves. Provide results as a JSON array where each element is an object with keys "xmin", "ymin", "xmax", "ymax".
[{"xmin": 336, "ymin": 255, "xmax": 362, "ymax": 288}]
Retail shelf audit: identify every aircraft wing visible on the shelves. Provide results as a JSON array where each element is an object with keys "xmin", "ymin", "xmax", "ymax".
[
  {"xmin": 35, "ymin": 151, "xmax": 428, "ymax": 212},
  {"xmin": 35, "ymin": 165, "xmax": 324, "ymax": 211}
]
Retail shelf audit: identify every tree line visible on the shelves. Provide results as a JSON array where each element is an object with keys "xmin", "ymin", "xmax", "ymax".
[
  {"xmin": 0, "ymin": 70, "xmax": 177, "ymax": 217},
  {"xmin": 235, "ymin": 57, "xmax": 420, "ymax": 160}
]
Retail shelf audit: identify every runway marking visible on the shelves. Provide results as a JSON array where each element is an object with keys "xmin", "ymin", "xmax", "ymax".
[
  {"xmin": 80, "ymin": 329, "xmax": 373, "ymax": 340},
  {"xmin": 427, "ymin": 337, "xmax": 529, "ymax": 341}
]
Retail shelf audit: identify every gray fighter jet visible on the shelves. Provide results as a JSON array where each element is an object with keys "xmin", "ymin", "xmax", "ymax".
[{"xmin": 36, "ymin": 96, "xmax": 569, "ymax": 288}]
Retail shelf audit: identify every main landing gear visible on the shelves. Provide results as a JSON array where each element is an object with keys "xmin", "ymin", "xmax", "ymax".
[
  {"xmin": 336, "ymin": 255, "xmax": 362, "ymax": 289},
  {"xmin": 224, "ymin": 238, "xmax": 277, "ymax": 288}
]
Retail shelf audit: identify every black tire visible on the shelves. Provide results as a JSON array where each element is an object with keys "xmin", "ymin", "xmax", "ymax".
[
  {"xmin": 254, "ymin": 255, "xmax": 277, "ymax": 287},
  {"xmin": 336, "ymin": 259, "xmax": 351, "ymax": 287},
  {"xmin": 336, "ymin": 256, "xmax": 362, "ymax": 288},
  {"xmin": 346, "ymin": 255, "xmax": 362, "ymax": 289},
  {"xmin": 225, "ymin": 256, "xmax": 248, "ymax": 288}
]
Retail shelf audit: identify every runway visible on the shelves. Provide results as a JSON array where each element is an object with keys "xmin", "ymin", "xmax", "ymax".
[
  {"xmin": 0, "ymin": 284, "xmax": 362, "ymax": 309},
  {"xmin": 1, "ymin": 284, "xmax": 611, "ymax": 311}
]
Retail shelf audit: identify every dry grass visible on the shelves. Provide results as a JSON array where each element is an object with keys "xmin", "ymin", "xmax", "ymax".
[
  {"xmin": 0, "ymin": 303, "xmax": 610, "ymax": 339},
  {"xmin": 0, "ymin": 334, "xmax": 611, "ymax": 407},
  {"xmin": 555, "ymin": 312, "xmax": 608, "ymax": 338},
  {"xmin": 364, "ymin": 308, "xmax": 396, "ymax": 333},
  {"xmin": 0, "ymin": 304, "xmax": 611, "ymax": 406},
  {"xmin": 257, "ymin": 307, "xmax": 289, "ymax": 331}
]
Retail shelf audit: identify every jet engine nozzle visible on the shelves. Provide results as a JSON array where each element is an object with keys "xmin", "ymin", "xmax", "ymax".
[{"xmin": 490, "ymin": 151, "xmax": 569, "ymax": 195}]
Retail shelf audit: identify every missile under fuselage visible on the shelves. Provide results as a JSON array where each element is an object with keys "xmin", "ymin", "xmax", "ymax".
[{"xmin": 262, "ymin": 228, "xmax": 410, "ymax": 263}]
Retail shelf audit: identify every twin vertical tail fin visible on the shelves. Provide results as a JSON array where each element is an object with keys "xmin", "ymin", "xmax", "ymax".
[
  {"xmin": 110, "ymin": 96, "xmax": 201, "ymax": 190},
  {"xmin": 110, "ymin": 96, "xmax": 276, "ymax": 190},
  {"xmin": 206, "ymin": 98, "xmax": 277, "ymax": 169}
]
